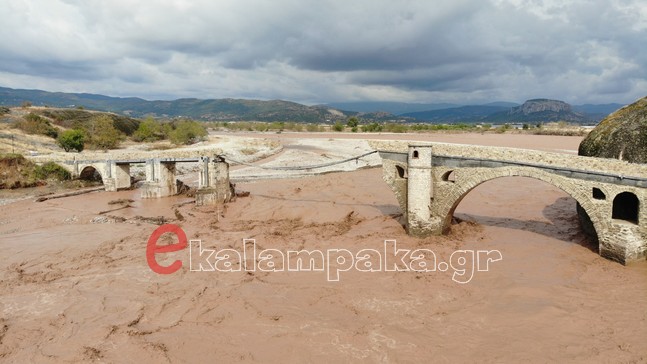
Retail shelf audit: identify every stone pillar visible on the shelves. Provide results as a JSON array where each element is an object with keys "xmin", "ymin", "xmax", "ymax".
[
  {"xmin": 141, "ymin": 159, "xmax": 178, "ymax": 198},
  {"xmin": 195, "ymin": 156, "xmax": 233, "ymax": 206},
  {"xmin": 406, "ymin": 145, "xmax": 436, "ymax": 236},
  {"xmin": 104, "ymin": 161, "xmax": 131, "ymax": 192},
  {"xmin": 71, "ymin": 159, "xmax": 80, "ymax": 179},
  {"xmin": 198, "ymin": 156, "xmax": 210, "ymax": 189},
  {"xmin": 599, "ymin": 224, "xmax": 647, "ymax": 264}
]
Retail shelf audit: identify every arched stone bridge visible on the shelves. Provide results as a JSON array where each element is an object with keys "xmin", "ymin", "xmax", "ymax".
[
  {"xmin": 56, "ymin": 156, "xmax": 233, "ymax": 205},
  {"xmin": 369, "ymin": 140, "xmax": 647, "ymax": 265}
]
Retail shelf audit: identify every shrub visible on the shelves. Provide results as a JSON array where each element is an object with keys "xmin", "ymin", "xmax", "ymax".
[
  {"xmin": 361, "ymin": 122, "xmax": 383, "ymax": 132},
  {"xmin": 57, "ymin": 129, "xmax": 85, "ymax": 152},
  {"xmin": 32, "ymin": 162, "xmax": 71, "ymax": 181},
  {"xmin": 306, "ymin": 124, "xmax": 323, "ymax": 132},
  {"xmin": 332, "ymin": 121, "xmax": 344, "ymax": 132},
  {"xmin": 13, "ymin": 113, "xmax": 58, "ymax": 138}
]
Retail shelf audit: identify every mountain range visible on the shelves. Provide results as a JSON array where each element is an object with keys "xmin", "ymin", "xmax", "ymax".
[
  {"xmin": 0, "ymin": 86, "xmax": 624, "ymax": 124},
  {"xmin": 336, "ymin": 100, "xmax": 622, "ymax": 124}
]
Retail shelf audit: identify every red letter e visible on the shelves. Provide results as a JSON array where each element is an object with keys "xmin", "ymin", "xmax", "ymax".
[{"xmin": 146, "ymin": 224, "xmax": 187, "ymax": 274}]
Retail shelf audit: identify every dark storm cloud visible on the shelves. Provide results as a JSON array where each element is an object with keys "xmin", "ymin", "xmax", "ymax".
[{"xmin": 0, "ymin": 0, "xmax": 645, "ymax": 104}]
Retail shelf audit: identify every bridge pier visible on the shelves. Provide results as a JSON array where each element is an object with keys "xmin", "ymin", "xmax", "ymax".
[
  {"xmin": 195, "ymin": 156, "xmax": 233, "ymax": 206},
  {"xmin": 407, "ymin": 145, "xmax": 441, "ymax": 236},
  {"xmin": 103, "ymin": 161, "xmax": 131, "ymax": 192},
  {"xmin": 598, "ymin": 222, "xmax": 646, "ymax": 264},
  {"xmin": 141, "ymin": 159, "xmax": 178, "ymax": 198}
]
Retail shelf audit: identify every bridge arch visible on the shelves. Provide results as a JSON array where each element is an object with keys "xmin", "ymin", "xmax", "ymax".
[
  {"xmin": 435, "ymin": 166, "xmax": 605, "ymax": 242},
  {"xmin": 78, "ymin": 165, "xmax": 103, "ymax": 182},
  {"xmin": 612, "ymin": 192, "xmax": 639, "ymax": 224}
]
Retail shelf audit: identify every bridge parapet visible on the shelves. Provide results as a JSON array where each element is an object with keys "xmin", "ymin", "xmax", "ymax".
[
  {"xmin": 369, "ymin": 140, "xmax": 647, "ymax": 179},
  {"xmin": 370, "ymin": 140, "xmax": 647, "ymax": 265}
]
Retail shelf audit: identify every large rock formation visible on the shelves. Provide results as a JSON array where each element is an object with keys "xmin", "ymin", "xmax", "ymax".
[
  {"xmin": 485, "ymin": 99, "xmax": 588, "ymax": 122},
  {"xmin": 578, "ymin": 96, "xmax": 647, "ymax": 163},
  {"xmin": 515, "ymin": 99, "xmax": 572, "ymax": 114}
]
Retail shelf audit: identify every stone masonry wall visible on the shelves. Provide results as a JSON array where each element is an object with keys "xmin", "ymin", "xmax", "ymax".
[{"xmin": 371, "ymin": 140, "xmax": 647, "ymax": 264}]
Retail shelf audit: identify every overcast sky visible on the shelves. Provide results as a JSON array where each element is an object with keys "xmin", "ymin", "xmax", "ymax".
[{"xmin": 1, "ymin": 0, "xmax": 645, "ymax": 105}]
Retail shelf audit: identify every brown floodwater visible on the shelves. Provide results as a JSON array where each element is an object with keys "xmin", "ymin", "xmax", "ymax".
[{"xmin": 0, "ymin": 133, "xmax": 645, "ymax": 363}]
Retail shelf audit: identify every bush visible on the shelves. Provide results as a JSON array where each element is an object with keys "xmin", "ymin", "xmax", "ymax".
[
  {"xmin": 32, "ymin": 162, "xmax": 71, "ymax": 181},
  {"xmin": 169, "ymin": 120, "xmax": 208, "ymax": 145},
  {"xmin": 13, "ymin": 113, "xmax": 58, "ymax": 138},
  {"xmin": 306, "ymin": 124, "xmax": 323, "ymax": 132},
  {"xmin": 57, "ymin": 129, "xmax": 85, "ymax": 152},
  {"xmin": 361, "ymin": 122, "xmax": 383, "ymax": 132},
  {"xmin": 41, "ymin": 109, "xmax": 140, "ymax": 136},
  {"xmin": 332, "ymin": 121, "xmax": 344, "ymax": 132}
]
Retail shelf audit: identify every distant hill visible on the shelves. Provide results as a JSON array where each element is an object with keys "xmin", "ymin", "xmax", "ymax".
[
  {"xmin": 482, "ymin": 101, "xmax": 520, "ymax": 108},
  {"xmin": 0, "ymin": 87, "xmax": 348, "ymax": 123},
  {"xmin": 0, "ymin": 87, "xmax": 623, "ymax": 124},
  {"xmin": 404, "ymin": 99, "xmax": 619, "ymax": 124},
  {"xmin": 572, "ymin": 103, "xmax": 624, "ymax": 121},
  {"xmin": 324, "ymin": 101, "xmax": 459, "ymax": 115},
  {"xmin": 401, "ymin": 105, "xmax": 510, "ymax": 123}
]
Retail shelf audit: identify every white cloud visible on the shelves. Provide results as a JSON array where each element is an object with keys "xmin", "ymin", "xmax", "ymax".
[{"xmin": 0, "ymin": 0, "xmax": 645, "ymax": 105}]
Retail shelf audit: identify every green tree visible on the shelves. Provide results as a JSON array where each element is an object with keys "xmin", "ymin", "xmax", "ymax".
[
  {"xmin": 87, "ymin": 115, "xmax": 124, "ymax": 149},
  {"xmin": 133, "ymin": 117, "xmax": 165, "ymax": 142},
  {"xmin": 169, "ymin": 120, "xmax": 208, "ymax": 145},
  {"xmin": 347, "ymin": 117, "xmax": 359, "ymax": 128},
  {"xmin": 57, "ymin": 129, "xmax": 85, "ymax": 152}
]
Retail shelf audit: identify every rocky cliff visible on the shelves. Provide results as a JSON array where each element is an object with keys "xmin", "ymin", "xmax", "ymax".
[{"xmin": 485, "ymin": 99, "xmax": 588, "ymax": 122}]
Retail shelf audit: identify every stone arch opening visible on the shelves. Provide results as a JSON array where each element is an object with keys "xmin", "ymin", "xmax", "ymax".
[
  {"xmin": 443, "ymin": 174, "xmax": 600, "ymax": 249},
  {"xmin": 79, "ymin": 166, "xmax": 102, "ymax": 182},
  {"xmin": 612, "ymin": 192, "xmax": 639, "ymax": 224},
  {"xmin": 592, "ymin": 187, "xmax": 606, "ymax": 200},
  {"xmin": 412, "ymin": 150, "xmax": 419, "ymax": 159},
  {"xmin": 441, "ymin": 170, "xmax": 456, "ymax": 183},
  {"xmin": 396, "ymin": 165, "xmax": 407, "ymax": 179}
]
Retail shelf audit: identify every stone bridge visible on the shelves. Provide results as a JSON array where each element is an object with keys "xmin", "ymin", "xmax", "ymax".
[
  {"xmin": 369, "ymin": 140, "xmax": 647, "ymax": 265},
  {"xmin": 57, "ymin": 156, "xmax": 233, "ymax": 205}
]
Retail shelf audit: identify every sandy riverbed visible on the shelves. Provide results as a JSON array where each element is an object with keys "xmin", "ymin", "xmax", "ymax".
[{"xmin": 0, "ymin": 133, "xmax": 645, "ymax": 363}]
